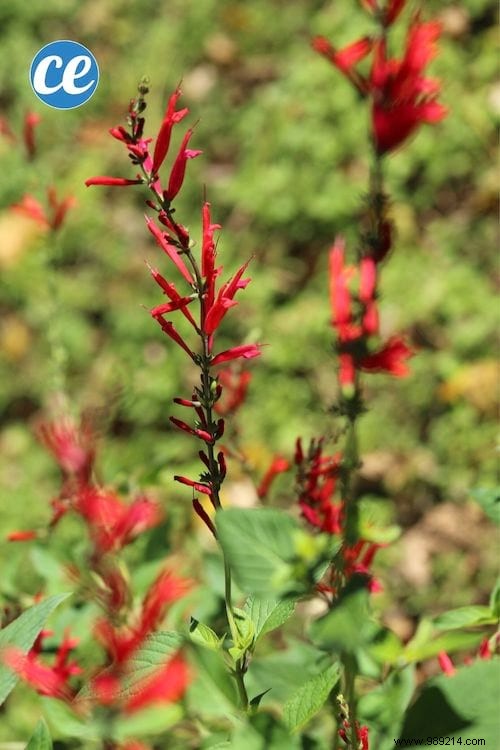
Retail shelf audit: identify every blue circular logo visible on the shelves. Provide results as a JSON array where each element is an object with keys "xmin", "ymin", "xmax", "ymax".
[{"xmin": 29, "ymin": 40, "xmax": 99, "ymax": 110}]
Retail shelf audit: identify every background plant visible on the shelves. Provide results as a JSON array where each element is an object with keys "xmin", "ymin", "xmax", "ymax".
[{"xmin": 0, "ymin": 0, "xmax": 498, "ymax": 747}]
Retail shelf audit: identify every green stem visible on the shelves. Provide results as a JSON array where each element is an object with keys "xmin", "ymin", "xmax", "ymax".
[{"xmin": 346, "ymin": 656, "xmax": 358, "ymax": 749}]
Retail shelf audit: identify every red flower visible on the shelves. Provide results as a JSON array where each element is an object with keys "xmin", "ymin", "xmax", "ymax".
[
  {"xmin": 3, "ymin": 630, "xmax": 82, "ymax": 702},
  {"xmin": 11, "ymin": 194, "xmax": 49, "ymax": 228},
  {"xmin": 164, "ymin": 128, "xmax": 202, "ymax": 202},
  {"xmin": 85, "ymin": 176, "xmax": 143, "ymax": 187},
  {"xmin": 438, "ymin": 651, "xmax": 456, "ymax": 677},
  {"xmin": 360, "ymin": 335, "xmax": 413, "ymax": 376},
  {"xmin": 214, "ymin": 368, "xmax": 252, "ymax": 415},
  {"xmin": 23, "ymin": 111, "xmax": 42, "ymax": 160},
  {"xmin": 152, "ymin": 88, "xmax": 189, "ymax": 174},
  {"xmin": 295, "ymin": 438, "xmax": 343, "ymax": 535},
  {"xmin": 312, "ymin": 36, "xmax": 373, "ymax": 93},
  {"xmin": 145, "ymin": 217, "xmax": 194, "ymax": 284},
  {"xmin": 211, "ymin": 343, "xmax": 262, "ymax": 366},
  {"xmin": 76, "ymin": 487, "xmax": 161, "ymax": 553},
  {"xmin": 257, "ymin": 455, "xmax": 290, "ymax": 498},
  {"xmin": 139, "ymin": 569, "xmax": 192, "ymax": 635},
  {"xmin": 124, "ymin": 653, "xmax": 189, "ymax": 713},
  {"xmin": 312, "ymin": 14, "xmax": 447, "ymax": 154},
  {"xmin": 7, "ymin": 530, "xmax": 38, "ymax": 542},
  {"xmin": 370, "ymin": 18, "xmax": 447, "ymax": 153},
  {"xmin": 12, "ymin": 188, "xmax": 75, "ymax": 231},
  {"xmin": 36, "ymin": 416, "xmax": 95, "ymax": 485}
]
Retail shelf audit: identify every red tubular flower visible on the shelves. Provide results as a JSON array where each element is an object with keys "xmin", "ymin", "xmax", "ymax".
[
  {"xmin": 23, "ymin": 111, "xmax": 42, "ymax": 160},
  {"xmin": 147, "ymin": 263, "xmax": 197, "ymax": 328},
  {"xmin": 153, "ymin": 316, "xmax": 195, "ymax": 359},
  {"xmin": 164, "ymin": 128, "xmax": 202, "ymax": 202},
  {"xmin": 145, "ymin": 217, "xmax": 194, "ymax": 284},
  {"xmin": 11, "ymin": 194, "xmax": 49, "ymax": 228},
  {"xmin": 211, "ymin": 344, "xmax": 262, "ymax": 366},
  {"xmin": 313, "ymin": 12, "xmax": 447, "ymax": 154},
  {"xmin": 76, "ymin": 487, "xmax": 161, "ymax": 553},
  {"xmin": 152, "ymin": 88, "xmax": 189, "ymax": 174},
  {"xmin": 360, "ymin": 335, "xmax": 413, "ymax": 376},
  {"xmin": 257, "ymin": 456, "xmax": 290, "ymax": 498},
  {"xmin": 124, "ymin": 653, "xmax": 189, "ymax": 713},
  {"xmin": 36, "ymin": 417, "xmax": 95, "ymax": 485},
  {"xmin": 170, "ymin": 417, "xmax": 213, "ymax": 443},
  {"xmin": 3, "ymin": 631, "xmax": 82, "ymax": 702},
  {"xmin": 201, "ymin": 202, "xmax": 221, "ymax": 308},
  {"xmin": 7, "ymin": 530, "xmax": 38, "ymax": 542},
  {"xmin": 312, "ymin": 36, "xmax": 372, "ymax": 93},
  {"xmin": 386, "ymin": 0, "xmax": 406, "ymax": 25},
  {"xmin": 85, "ymin": 176, "xmax": 143, "ymax": 187},
  {"xmin": 174, "ymin": 475, "xmax": 212, "ymax": 496},
  {"xmin": 295, "ymin": 439, "xmax": 343, "ymax": 535},
  {"xmin": 371, "ymin": 18, "xmax": 447, "ymax": 153},
  {"xmin": 192, "ymin": 498, "xmax": 217, "ymax": 536},
  {"xmin": 46, "ymin": 186, "xmax": 76, "ymax": 230},
  {"xmin": 438, "ymin": 651, "xmax": 456, "ymax": 677},
  {"xmin": 214, "ymin": 369, "xmax": 252, "ymax": 415},
  {"xmin": 140, "ymin": 569, "xmax": 192, "ymax": 635},
  {"xmin": 329, "ymin": 239, "xmax": 358, "ymax": 342}
]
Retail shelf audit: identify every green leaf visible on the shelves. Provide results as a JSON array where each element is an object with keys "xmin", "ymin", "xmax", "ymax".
[
  {"xmin": 400, "ymin": 660, "xmax": 500, "ymax": 745},
  {"xmin": 189, "ymin": 618, "xmax": 224, "ymax": 651},
  {"xmin": 367, "ymin": 626, "xmax": 404, "ymax": 665},
  {"xmin": 119, "ymin": 631, "xmax": 183, "ymax": 701},
  {"xmin": 26, "ymin": 719, "xmax": 52, "ymax": 750},
  {"xmin": 283, "ymin": 662, "xmax": 340, "ymax": 732},
  {"xmin": 470, "ymin": 487, "xmax": 500, "ymax": 524},
  {"xmin": 250, "ymin": 688, "xmax": 272, "ymax": 710},
  {"xmin": 359, "ymin": 665, "xmax": 415, "ymax": 738},
  {"xmin": 228, "ymin": 608, "xmax": 255, "ymax": 661},
  {"xmin": 186, "ymin": 645, "xmax": 239, "ymax": 718},
  {"xmin": 0, "ymin": 593, "xmax": 69, "ymax": 706},
  {"xmin": 230, "ymin": 712, "xmax": 301, "ymax": 750},
  {"xmin": 310, "ymin": 580, "xmax": 371, "ymax": 653},
  {"xmin": 244, "ymin": 596, "xmax": 296, "ymax": 644},
  {"xmin": 489, "ymin": 578, "xmax": 500, "ymax": 618},
  {"xmin": 433, "ymin": 605, "xmax": 495, "ymax": 630},
  {"xmin": 245, "ymin": 640, "xmax": 327, "ymax": 705},
  {"xmin": 216, "ymin": 509, "xmax": 298, "ymax": 595},
  {"xmin": 403, "ymin": 631, "xmax": 483, "ymax": 663},
  {"xmin": 113, "ymin": 704, "xmax": 183, "ymax": 740},
  {"xmin": 41, "ymin": 697, "xmax": 100, "ymax": 741},
  {"xmin": 357, "ymin": 497, "xmax": 401, "ymax": 544}
]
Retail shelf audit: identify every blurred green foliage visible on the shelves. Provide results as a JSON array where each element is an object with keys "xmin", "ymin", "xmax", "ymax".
[{"xmin": 0, "ymin": 0, "xmax": 497, "ymax": 742}]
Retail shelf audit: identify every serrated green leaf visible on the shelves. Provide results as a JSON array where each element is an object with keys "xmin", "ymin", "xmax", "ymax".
[
  {"xmin": 359, "ymin": 665, "xmax": 415, "ymax": 737},
  {"xmin": 403, "ymin": 630, "xmax": 483, "ymax": 663},
  {"xmin": 470, "ymin": 487, "xmax": 500, "ymax": 524},
  {"xmin": 283, "ymin": 662, "xmax": 340, "ymax": 732},
  {"xmin": 244, "ymin": 596, "xmax": 296, "ymax": 643},
  {"xmin": 310, "ymin": 580, "xmax": 371, "ymax": 653},
  {"xmin": 400, "ymin": 660, "xmax": 500, "ymax": 745},
  {"xmin": 189, "ymin": 618, "xmax": 224, "ymax": 651},
  {"xmin": 433, "ymin": 605, "xmax": 495, "ymax": 631},
  {"xmin": 216, "ymin": 509, "xmax": 298, "ymax": 595},
  {"xmin": 0, "ymin": 593, "xmax": 69, "ymax": 707},
  {"xmin": 26, "ymin": 719, "xmax": 52, "ymax": 750},
  {"xmin": 119, "ymin": 631, "xmax": 183, "ymax": 701}
]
